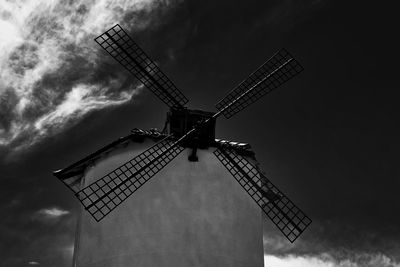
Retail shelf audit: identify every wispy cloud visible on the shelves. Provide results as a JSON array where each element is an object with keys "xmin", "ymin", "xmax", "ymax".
[
  {"xmin": 263, "ymin": 219, "xmax": 400, "ymax": 266},
  {"xmin": 33, "ymin": 83, "xmax": 141, "ymax": 136},
  {"xmin": 1, "ymin": 202, "xmax": 76, "ymax": 266},
  {"xmin": 0, "ymin": 0, "xmax": 180, "ymax": 151},
  {"xmin": 33, "ymin": 207, "xmax": 70, "ymax": 222},
  {"xmin": 265, "ymin": 253, "xmax": 400, "ymax": 267},
  {"xmin": 265, "ymin": 254, "xmax": 332, "ymax": 267}
]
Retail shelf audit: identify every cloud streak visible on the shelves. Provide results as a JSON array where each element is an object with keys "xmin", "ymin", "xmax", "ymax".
[
  {"xmin": 36, "ymin": 207, "xmax": 70, "ymax": 218},
  {"xmin": 0, "ymin": 0, "xmax": 179, "ymax": 151},
  {"xmin": 265, "ymin": 253, "xmax": 400, "ymax": 267},
  {"xmin": 263, "ymin": 219, "xmax": 400, "ymax": 266},
  {"xmin": 33, "ymin": 207, "xmax": 70, "ymax": 222}
]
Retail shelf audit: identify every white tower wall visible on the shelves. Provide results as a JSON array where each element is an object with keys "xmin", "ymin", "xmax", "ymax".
[{"xmin": 73, "ymin": 139, "xmax": 264, "ymax": 267}]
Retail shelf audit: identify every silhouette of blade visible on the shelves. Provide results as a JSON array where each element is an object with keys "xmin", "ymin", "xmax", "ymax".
[
  {"xmin": 75, "ymin": 136, "xmax": 185, "ymax": 221},
  {"xmin": 214, "ymin": 147, "xmax": 311, "ymax": 243},
  {"xmin": 215, "ymin": 49, "xmax": 303, "ymax": 119},
  {"xmin": 95, "ymin": 24, "xmax": 188, "ymax": 109}
]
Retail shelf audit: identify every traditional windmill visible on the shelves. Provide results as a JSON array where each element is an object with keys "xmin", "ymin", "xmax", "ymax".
[{"xmin": 54, "ymin": 24, "xmax": 311, "ymax": 266}]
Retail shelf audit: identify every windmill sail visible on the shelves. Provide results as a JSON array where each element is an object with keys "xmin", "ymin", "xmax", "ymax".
[
  {"xmin": 57, "ymin": 27, "xmax": 312, "ymax": 247},
  {"xmin": 75, "ymin": 136, "xmax": 185, "ymax": 221},
  {"xmin": 95, "ymin": 24, "xmax": 188, "ymax": 109},
  {"xmin": 215, "ymin": 49, "xmax": 303, "ymax": 119},
  {"xmin": 214, "ymin": 147, "xmax": 311, "ymax": 242}
]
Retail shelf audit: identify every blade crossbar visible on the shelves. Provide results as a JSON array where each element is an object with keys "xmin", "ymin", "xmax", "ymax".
[
  {"xmin": 104, "ymin": 32, "xmax": 181, "ymax": 108},
  {"xmin": 95, "ymin": 24, "xmax": 188, "ymax": 109},
  {"xmin": 216, "ymin": 49, "xmax": 292, "ymax": 113},
  {"xmin": 196, "ymin": 60, "xmax": 294, "ymax": 129},
  {"xmin": 213, "ymin": 58, "xmax": 293, "ymax": 119},
  {"xmin": 214, "ymin": 147, "xmax": 311, "ymax": 242},
  {"xmin": 217, "ymin": 147, "xmax": 301, "ymax": 233},
  {"xmin": 78, "ymin": 135, "xmax": 176, "ymax": 209},
  {"xmin": 75, "ymin": 135, "xmax": 185, "ymax": 221},
  {"xmin": 215, "ymin": 49, "xmax": 303, "ymax": 119}
]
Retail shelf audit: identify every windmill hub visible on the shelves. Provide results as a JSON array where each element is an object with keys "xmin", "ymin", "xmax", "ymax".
[{"xmin": 167, "ymin": 108, "xmax": 216, "ymax": 149}]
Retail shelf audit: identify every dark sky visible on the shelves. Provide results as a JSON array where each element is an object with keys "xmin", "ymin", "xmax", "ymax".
[{"xmin": 1, "ymin": 0, "xmax": 399, "ymax": 266}]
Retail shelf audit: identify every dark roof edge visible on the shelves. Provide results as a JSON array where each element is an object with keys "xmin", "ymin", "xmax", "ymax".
[
  {"xmin": 214, "ymin": 138, "xmax": 254, "ymax": 156},
  {"xmin": 53, "ymin": 128, "xmax": 254, "ymax": 180},
  {"xmin": 53, "ymin": 128, "xmax": 165, "ymax": 178}
]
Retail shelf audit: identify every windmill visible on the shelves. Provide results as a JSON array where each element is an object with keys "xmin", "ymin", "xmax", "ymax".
[{"xmin": 54, "ymin": 24, "xmax": 311, "ymax": 266}]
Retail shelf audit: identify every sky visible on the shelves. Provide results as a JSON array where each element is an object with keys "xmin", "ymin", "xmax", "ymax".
[{"xmin": 0, "ymin": 0, "xmax": 399, "ymax": 266}]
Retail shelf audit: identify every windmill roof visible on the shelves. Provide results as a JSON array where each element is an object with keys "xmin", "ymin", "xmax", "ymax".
[{"xmin": 53, "ymin": 128, "xmax": 254, "ymax": 183}]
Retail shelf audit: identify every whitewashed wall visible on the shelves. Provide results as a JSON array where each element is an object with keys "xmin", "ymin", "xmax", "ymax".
[{"xmin": 74, "ymin": 139, "xmax": 264, "ymax": 267}]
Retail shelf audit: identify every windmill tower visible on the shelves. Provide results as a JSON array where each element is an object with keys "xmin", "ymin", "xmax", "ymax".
[{"xmin": 54, "ymin": 24, "xmax": 311, "ymax": 267}]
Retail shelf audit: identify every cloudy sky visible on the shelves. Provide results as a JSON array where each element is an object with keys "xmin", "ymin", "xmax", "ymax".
[{"xmin": 1, "ymin": 0, "xmax": 399, "ymax": 266}]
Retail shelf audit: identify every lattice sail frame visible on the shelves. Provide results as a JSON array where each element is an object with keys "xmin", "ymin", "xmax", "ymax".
[
  {"xmin": 95, "ymin": 24, "xmax": 188, "ymax": 109},
  {"xmin": 214, "ymin": 147, "xmax": 311, "ymax": 242},
  {"xmin": 75, "ymin": 136, "xmax": 185, "ymax": 221},
  {"xmin": 61, "ymin": 25, "xmax": 311, "ymax": 241},
  {"xmin": 215, "ymin": 49, "xmax": 304, "ymax": 119}
]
